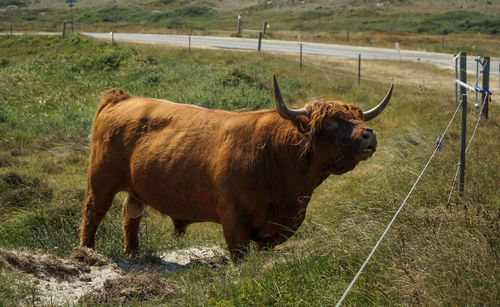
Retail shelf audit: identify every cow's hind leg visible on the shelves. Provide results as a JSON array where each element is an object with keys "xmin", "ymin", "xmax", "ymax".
[
  {"xmin": 172, "ymin": 219, "xmax": 190, "ymax": 237},
  {"xmin": 80, "ymin": 188, "xmax": 116, "ymax": 249},
  {"xmin": 121, "ymin": 195, "xmax": 145, "ymax": 256}
]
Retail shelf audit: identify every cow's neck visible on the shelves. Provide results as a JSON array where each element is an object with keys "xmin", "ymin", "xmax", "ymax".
[{"xmin": 263, "ymin": 116, "xmax": 329, "ymax": 199}]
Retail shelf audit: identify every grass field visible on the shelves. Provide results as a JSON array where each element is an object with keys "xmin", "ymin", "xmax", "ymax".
[
  {"xmin": 0, "ymin": 34, "xmax": 498, "ymax": 305},
  {"xmin": 0, "ymin": 0, "xmax": 499, "ymax": 56}
]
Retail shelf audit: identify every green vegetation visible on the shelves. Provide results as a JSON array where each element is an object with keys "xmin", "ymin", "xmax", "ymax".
[
  {"xmin": 0, "ymin": 0, "xmax": 499, "ymax": 55},
  {"xmin": 1, "ymin": 4, "xmax": 498, "ymax": 34},
  {"xmin": 0, "ymin": 35, "xmax": 498, "ymax": 305}
]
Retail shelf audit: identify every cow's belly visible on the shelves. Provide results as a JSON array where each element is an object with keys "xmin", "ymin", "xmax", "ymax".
[{"xmin": 129, "ymin": 140, "xmax": 221, "ymax": 223}]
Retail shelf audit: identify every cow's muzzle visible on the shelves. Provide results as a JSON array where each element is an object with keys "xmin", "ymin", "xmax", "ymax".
[{"xmin": 358, "ymin": 129, "xmax": 377, "ymax": 159}]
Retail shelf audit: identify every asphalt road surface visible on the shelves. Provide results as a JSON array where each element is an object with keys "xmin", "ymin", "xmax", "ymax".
[{"xmin": 81, "ymin": 32, "xmax": 499, "ymax": 79}]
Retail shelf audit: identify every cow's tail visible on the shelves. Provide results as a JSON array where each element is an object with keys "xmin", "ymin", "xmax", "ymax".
[
  {"xmin": 89, "ymin": 89, "xmax": 131, "ymax": 143},
  {"xmin": 96, "ymin": 88, "xmax": 131, "ymax": 116}
]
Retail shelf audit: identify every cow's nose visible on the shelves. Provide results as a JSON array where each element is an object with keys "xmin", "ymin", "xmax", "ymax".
[{"xmin": 362, "ymin": 129, "xmax": 374, "ymax": 140}]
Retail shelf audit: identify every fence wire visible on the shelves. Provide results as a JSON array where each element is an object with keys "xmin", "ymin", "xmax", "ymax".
[
  {"xmin": 335, "ymin": 99, "xmax": 463, "ymax": 307},
  {"xmin": 436, "ymin": 92, "xmax": 490, "ymax": 236}
]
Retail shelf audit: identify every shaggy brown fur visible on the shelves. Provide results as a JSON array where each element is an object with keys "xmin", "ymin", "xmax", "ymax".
[{"xmin": 80, "ymin": 89, "xmax": 380, "ymax": 258}]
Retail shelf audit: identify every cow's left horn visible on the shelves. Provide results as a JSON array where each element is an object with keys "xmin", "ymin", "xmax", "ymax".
[
  {"xmin": 273, "ymin": 74, "xmax": 308, "ymax": 120},
  {"xmin": 363, "ymin": 84, "xmax": 393, "ymax": 122}
]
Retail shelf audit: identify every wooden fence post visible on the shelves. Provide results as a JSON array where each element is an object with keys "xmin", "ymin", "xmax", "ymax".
[
  {"xmin": 459, "ymin": 51, "xmax": 467, "ymax": 195},
  {"xmin": 299, "ymin": 43, "xmax": 303, "ymax": 69},
  {"xmin": 70, "ymin": 3, "xmax": 74, "ymax": 33},
  {"xmin": 257, "ymin": 32, "xmax": 262, "ymax": 51},
  {"xmin": 357, "ymin": 54, "xmax": 361, "ymax": 86},
  {"xmin": 481, "ymin": 56, "xmax": 490, "ymax": 119}
]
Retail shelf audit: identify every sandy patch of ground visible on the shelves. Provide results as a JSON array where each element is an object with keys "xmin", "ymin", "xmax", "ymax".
[{"xmin": 0, "ymin": 245, "xmax": 227, "ymax": 306}]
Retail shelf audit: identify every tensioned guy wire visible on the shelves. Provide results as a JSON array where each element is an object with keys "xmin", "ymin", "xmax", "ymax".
[{"xmin": 335, "ymin": 100, "xmax": 463, "ymax": 307}]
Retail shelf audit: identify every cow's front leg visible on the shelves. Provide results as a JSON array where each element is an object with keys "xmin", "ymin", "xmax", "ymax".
[
  {"xmin": 220, "ymin": 207, "xmax": 251, "ymax": 260},
  {"xmin": 256, "ymin": 238, "xmax": 279, "ymax": 251}
]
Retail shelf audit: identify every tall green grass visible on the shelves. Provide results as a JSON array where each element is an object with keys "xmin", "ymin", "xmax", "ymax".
[{"xmin": 0, "ymin": 35, "xmax": 498, "ymax": 305}]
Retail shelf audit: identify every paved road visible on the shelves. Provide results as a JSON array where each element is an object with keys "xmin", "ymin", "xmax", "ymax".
[{"xmin": 82, "ymin": 32, "xmax": 499, "ymax": 78}]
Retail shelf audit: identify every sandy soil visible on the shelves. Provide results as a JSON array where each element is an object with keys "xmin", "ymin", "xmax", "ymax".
[{"xmin": 0, "ymin": 245, "xmax": 227, "ymax": 305}]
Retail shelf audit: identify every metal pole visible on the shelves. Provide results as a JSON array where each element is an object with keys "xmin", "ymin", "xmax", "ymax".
[
  {"xmin": 70, "ymin": 4, "xmax": 74, "ymax": 33},
  {"xmin": 262, "ymin": 20, "xmax": 267, "ymax": 34},
  {"xmin": 474, "ymin": 57, "xmax": 479, "ymax": 115},
  {"xmin": 459, "ymin": 52, "xmax": 467, "ymax": 195},
  {"xmin": 62, "ymin": 22, "xmax": 66, "ymax": 38},
  {"xmin": 481, "ymin": 56, "xmax": 490, "ymax": 119},
  {"xmin": 257, "ymin": 32, "xmax": 262, "ymax": 51},
  {"xmin": 357, "ymin": 54, "xmax": 361, "ymax": 86},
  {"xmin": 454, "ymin": 51, "xmax": 458, "ymax": 105},
  {"xmin": 299, "ymin": 43, "xmax": 303, "ymax": 69}
]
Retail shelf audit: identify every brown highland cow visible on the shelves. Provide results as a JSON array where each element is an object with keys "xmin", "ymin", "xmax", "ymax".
[{"xmin": 80, "ymin": 75, "xmax": 393, "ymax": 258}]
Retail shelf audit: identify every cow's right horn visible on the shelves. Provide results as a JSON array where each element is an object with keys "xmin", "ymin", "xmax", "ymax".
[
  {"xmin": 273, "ymin": 74, "xmax": 308, "ymax": 120},
  {"xmin": 363, "ymin": 84, "xmax": 393, "ymax": 121}
]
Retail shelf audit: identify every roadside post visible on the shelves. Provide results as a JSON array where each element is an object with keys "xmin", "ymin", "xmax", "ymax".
[
  {"xmin": 395, "ymin": 42, "xmax": 401, "ymax": 62},
  {"xmin": 189, "ymin": 29, "xmax": 192, "ymax": 51},
  {"xmin": 66, "ymin": 0, "xmax": 76, "ymax": 33},
  {"xmin": 298, "ymin": 33, "xmax": 302, "ymax": 68},
  {"xmin": 109, "ymin": 31, "xmax": 115, "ymax": 46},
  {"xmin": 10, "ymin": 24, "xmax": 12, "ymax": 38},
  {"xmin": 237, "ymin": 15, "xmax": 242, "ymax": 35},
  {"xmin": 62, "ymin": 22, "xmax": 66, "ymax": 38},
  {"xmin": 262, "ymin": 20, "xmax": 267, "ymax": 34},
  {"xmin": 257, "ymin": 32, "xmax": 262, "ymax": 51}
]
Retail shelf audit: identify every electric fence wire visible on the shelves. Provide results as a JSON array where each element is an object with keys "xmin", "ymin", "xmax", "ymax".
[
  {"xmin": 436, "ymin": 92, "xmax": 490, "ymax": 236},
  {"xmin": 335, "ymin": 100, "xmax": 464, "ymax": 307}
]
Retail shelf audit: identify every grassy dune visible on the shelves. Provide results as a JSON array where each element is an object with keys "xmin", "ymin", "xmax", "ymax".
[
  {"xmin": 0, "ymin": 0, "xmax": 499, "ymax": 55},
  {"xmin": 0, "ymin": 35, "xmax": 498, "ymax": 305}
]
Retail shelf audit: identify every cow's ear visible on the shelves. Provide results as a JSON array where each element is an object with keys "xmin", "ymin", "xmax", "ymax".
[{"xmin": 296, "ymin": 116, "xmax": 310, "ymax": 134}]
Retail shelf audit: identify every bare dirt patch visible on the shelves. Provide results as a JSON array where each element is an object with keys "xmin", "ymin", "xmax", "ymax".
[
  {"xmin": 116, "ymin": 245, "xmax": 228, "ymax": 273},
  {"xmin": 0, "ymin": 245, "xmax": 227, "ymax": 305}
]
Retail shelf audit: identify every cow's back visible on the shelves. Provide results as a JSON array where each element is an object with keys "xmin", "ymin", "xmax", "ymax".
[{"xmin": 91, "ymin": 91, "xmax": 281, "ymax": 223}]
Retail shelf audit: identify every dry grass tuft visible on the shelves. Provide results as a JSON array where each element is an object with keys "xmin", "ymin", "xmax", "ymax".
[
  {"xmin": 0, "ymin": 248, "xmax": 88, "ymax": 281},
  {"xmin": 79, "ymin": 271, "xmax": 176, "ymax": 304},
  {"xmin": 69, "ymin": 246, "xmax": 110, "ymax": 267}
]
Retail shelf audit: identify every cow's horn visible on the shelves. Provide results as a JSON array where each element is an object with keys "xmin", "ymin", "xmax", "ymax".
[
  {"xmin": 363, "ymin": 84, "xmax": 393, "ymax": 121},
  {"xmin": 273, "ymin": 74, "xmax": 308, "ymax": 120}
]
